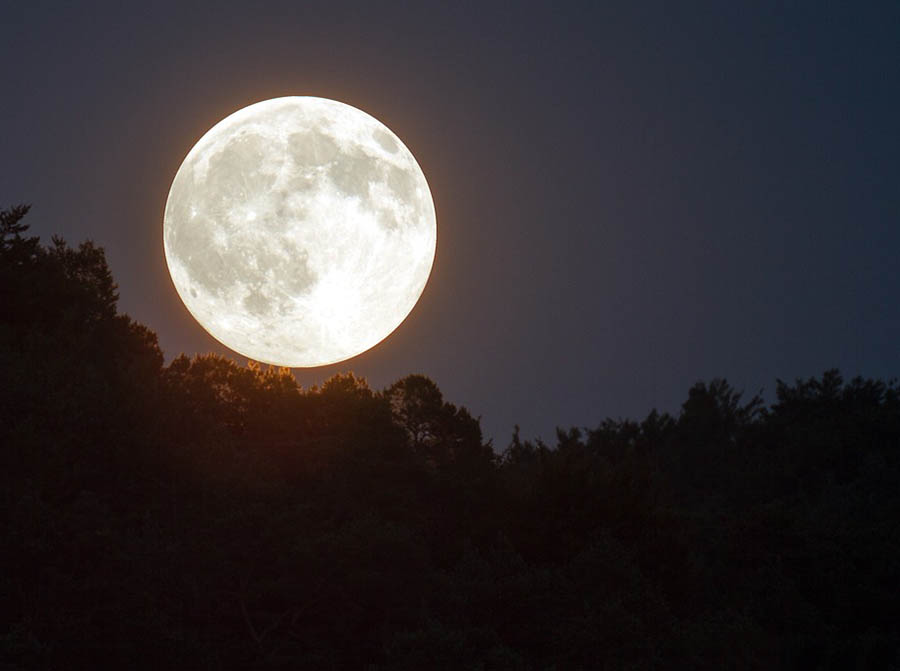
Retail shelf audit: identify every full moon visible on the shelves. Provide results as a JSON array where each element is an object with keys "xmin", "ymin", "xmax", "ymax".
[{"xmin": 163, "ymin": 97, "xmax": 436, "ymax": 367}]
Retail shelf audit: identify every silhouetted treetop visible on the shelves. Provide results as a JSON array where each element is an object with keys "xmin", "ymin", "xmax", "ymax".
[
  {"xmin": 678, "ymin": 378, "xmax": 763, "ymax": 444},
  {"xmin": 2, "ymin": 207, "xmax": 120, "ymax": 335},
  {"xmin": 0, "ymin": 204, "xmax": 34, "ymax": 248}
]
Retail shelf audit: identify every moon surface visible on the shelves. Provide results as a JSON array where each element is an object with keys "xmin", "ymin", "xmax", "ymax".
[{"xmin": 164, "ymin": 97, "xmax": 436, "ymax": 367}]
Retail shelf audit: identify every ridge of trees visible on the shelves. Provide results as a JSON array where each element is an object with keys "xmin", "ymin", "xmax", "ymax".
[{"xmin": 2, "ymin": 206, "xmax": 898, "ymax": 669}]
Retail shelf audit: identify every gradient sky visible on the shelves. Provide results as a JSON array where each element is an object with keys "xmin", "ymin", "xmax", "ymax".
[{"xmin": 4, "ymin": 1, "xmax": 899, "ymax": 445}]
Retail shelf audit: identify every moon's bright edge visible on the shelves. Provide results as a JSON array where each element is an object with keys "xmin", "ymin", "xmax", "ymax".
[{"xmin": 163, "ymin": 97, "xmax": 437, "ymax": 367}]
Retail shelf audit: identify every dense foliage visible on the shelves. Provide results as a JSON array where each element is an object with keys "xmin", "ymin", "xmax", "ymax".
[{"xmin": 2, "ymin": 206, "xmax": 898, "ymax": 669}]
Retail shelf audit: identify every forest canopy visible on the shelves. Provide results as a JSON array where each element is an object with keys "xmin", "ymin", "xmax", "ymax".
[{"xmin": 2, "ymin": 206, "xmax": 898, "ymax": 669}]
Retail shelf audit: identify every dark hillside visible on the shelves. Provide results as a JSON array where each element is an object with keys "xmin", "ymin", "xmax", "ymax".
[{"xmin": 2, "ymin": 206, "xmax": 898, "ymax": 669}]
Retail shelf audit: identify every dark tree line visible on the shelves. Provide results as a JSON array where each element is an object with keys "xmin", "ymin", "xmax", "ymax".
[{"xmin": 2, "ymin": 205, "xmax": 898, "ymax": 669}]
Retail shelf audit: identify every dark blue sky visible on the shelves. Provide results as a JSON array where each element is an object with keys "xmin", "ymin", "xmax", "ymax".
[{"xmin": 4, "ymin": 1, "xmax": 899, "ymax": 444}]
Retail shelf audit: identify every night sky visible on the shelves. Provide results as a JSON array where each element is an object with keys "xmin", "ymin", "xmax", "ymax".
[{"xmin": 4, "ymin": 1, "xmax": 899, "ymax": 444}]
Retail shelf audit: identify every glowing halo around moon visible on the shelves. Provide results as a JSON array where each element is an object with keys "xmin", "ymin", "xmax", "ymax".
[{"xmin": 163, "ymin": 97, "xmax": 437, "ymax": 367}]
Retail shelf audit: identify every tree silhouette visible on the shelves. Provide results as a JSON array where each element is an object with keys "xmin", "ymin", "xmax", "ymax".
[{"xmin": 2, "ymin": 204, "xmax": 899, "ymax": 669}]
